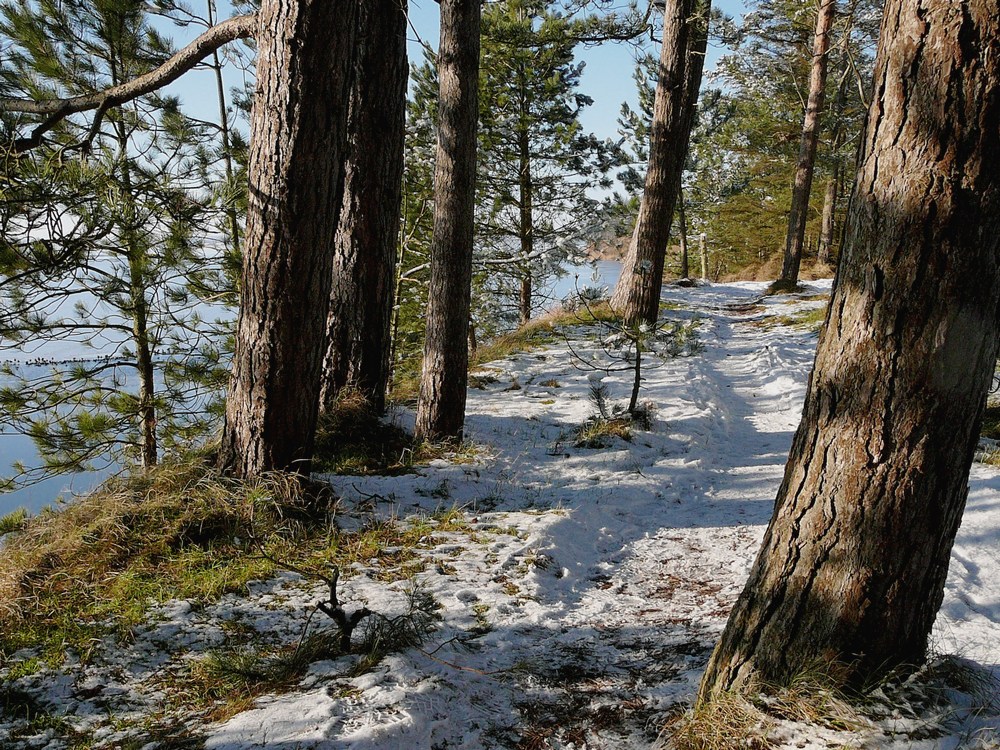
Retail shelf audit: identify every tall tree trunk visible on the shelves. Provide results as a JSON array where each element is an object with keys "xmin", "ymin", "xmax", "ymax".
[
  {"xmin": 518, "ymin": 116, "xmax": 534, "ymax": 326},
  {"xmin": 413, "ymin": 0, "xmax": 481, "ymax": 442},
  {"xmin": 320, "ymin": 0, "xmax": 407, "ymax": 416},
  {"xmin": 677, "ymin": 179, "xmax": 689, "ymax": 279},
  {"xmin": 698, "ymin": 0, "xmax": 1000, "ymax": 700},
  {"xmin": 219, "ymin": 0, "xmax": 359, "ymax": 478},
  {"xmin": 777, "ymin": 0, "xmax": 836, "ymax": 288},
  {"xmin": 698, "ymin": 231, "xmax": 707, "ymax": 280},
  {"xmin": 609, "ymin": 0, "xmax": 709, "ymax": 325}
]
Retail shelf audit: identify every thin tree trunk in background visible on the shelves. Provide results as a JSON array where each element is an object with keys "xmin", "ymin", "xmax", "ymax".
[
  {"xmin": 817, "ymin": 171, "xmax": 837, "ymax": 264},
  {"xmin": 678, "ymin": 180, "xmax": 689, "ymax": 278},
  {"xmin": 609, "ymin": 0, "xmax": 709, "ymax": 325},
  {"xmin": 699, "ymin": 231, "xmax": 707, "ymax": 280},
  {"xmin": 113, "ymin": 101, "xmax": 158, "ymax": 469},
  {"xmin": 219, "ymin": 0, "xmax": 359, "ymax": 478},
  {"xmin": 698, "ymin": 0, "xmax": 1000, "ymax": 700},
  {"xmin": 818, "ymin": 51, "xmax": 853, "ymax": 265},
  {"xmin": 414, "ymin": 0, "xmax": 481, "ymax": 442},
  {"xmin": 777, "ymin": 0, "xmax": 836, "ymax": 288},
  {"xmin": 518, "ymin": 119, "xmax": 534, "ymax": 326},
  {"xmin": 320, "ymin": 0, "xmax": 407, "ymax": 416},
  {"xmin": 207, "ymin": 0, "xmax": 242, "ymax": 262}
]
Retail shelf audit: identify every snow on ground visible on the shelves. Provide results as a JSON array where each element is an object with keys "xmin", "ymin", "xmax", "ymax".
[{"xmin": 3, "ymin": 280, "xmax": 999, "ymax": 749}]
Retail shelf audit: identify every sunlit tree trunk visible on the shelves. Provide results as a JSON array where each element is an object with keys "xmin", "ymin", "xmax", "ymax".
[
  {"xmin": 414, "ymin": 0, "xmax": 481, "ymax": 442},
  {"xmin": 817, "ymin": 172, "xmax": 837, "ymax": 264},
  {"xmin": 320, "ymin": 0, "xmax": 407, "ymax": 416},
  {"xmin": 609, "ymin": 0, "xmax": 709, "ymax": 325},
  {"xmin": 699, "ymin": 0, "xmax": 1000, "ymax": 700},
  {"xmin": 777, "ymin": 0, "xmax": 836, "ymax": 288},
  {"xmin": 677, "ymin": 179, "xmax": 689, "ymax": 278},
  {"xmin": 219, "ymin": 0, "xmax": 359, "ymax": 477}
]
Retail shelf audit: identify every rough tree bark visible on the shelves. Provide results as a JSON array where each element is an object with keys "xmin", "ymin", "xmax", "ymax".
[
  {"xmin": 609, "ymin": 0, "xmax": 709, "ymax": 326},
  {"xmin": 698, "ymin": 0, "xmax": 1000, "ymax": 700},
  {"xmin": 413, "ymin": 0, "xmax": 481, "ymax": 442},
  {"xmin": 219, "ymin": 0, "xmax": 359, "ymax": 477},
  {"xmin": 777, "ymin": 0, "xmax": 836, "ymax": 289},
  {"xmin": 319, "ymin": 0, "xmax": 408, "ymax": 416}
]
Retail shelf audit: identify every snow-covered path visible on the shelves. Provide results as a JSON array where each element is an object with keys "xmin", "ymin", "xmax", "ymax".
[{"xmin": 4, "ymin": 280, "xmax": 999, "ymax": 750}]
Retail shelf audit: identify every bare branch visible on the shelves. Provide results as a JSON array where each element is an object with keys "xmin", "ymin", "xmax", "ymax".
[{"xmin": 1, "ymin": 14, "xmax": 257, "ymax": 152}]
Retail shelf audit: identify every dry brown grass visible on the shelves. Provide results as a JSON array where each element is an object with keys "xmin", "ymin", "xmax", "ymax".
[
  {"xmin": 665, "ymin": 692, "xmax": 775, "ymax": 750},
  {"xmin": 0, "ymin": 461, "xmax": 323, "ymax": 659}
]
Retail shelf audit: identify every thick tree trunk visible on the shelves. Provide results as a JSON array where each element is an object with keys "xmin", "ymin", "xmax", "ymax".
[
  {"xmin": 219, "ymin": 0, "xmax": 358, "ymax": 477},
  {"xmin": 609, "ymin": 0, "xmax": 708, "ymax": 326},
  {"xmin": 698, "ymin": 0, "xmax": 1000, "ymax": 700},
  {"xmin": 413, "ymin": 0, "xmax": 481, "ymax": 442},
  {"xmin": 320, "ymin": 0, "xmax": 407, "ymax": 416},
  {"xmin": 778, "ymin": 0, "xmax": 836, "ymax": 288}
]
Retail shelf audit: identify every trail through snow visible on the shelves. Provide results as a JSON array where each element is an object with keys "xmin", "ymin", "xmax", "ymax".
[{"xmin": 2, "ymin": 280, "xmax": 999, "ymax": 750}]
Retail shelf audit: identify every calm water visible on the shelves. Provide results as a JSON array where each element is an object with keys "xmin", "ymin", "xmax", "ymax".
[
  {"xmin": 0, "ymin": 262, "xmax": 625, "ymax": 518},
  {"xmin": 546, "ymin": 260, "xmax": 622, "ymax": 310}
]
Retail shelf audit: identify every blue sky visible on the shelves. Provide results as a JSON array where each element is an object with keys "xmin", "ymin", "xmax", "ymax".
[
  {"xmin": 405, "ymin": 0, "xmax": 748, "ymax": 144},
  {"xmin": 161, "ymin": 1, "xmax": 747, "ymax": 146}
]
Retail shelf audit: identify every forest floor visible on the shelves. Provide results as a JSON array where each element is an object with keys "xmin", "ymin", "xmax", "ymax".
[{"xmin": 2, "ymin": 280, "xmax": 1000, "ymax": 749}]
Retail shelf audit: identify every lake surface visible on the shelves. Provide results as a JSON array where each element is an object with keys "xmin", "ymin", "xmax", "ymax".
[
  {"xmin": 0, "ymin": 262, "xmax": 625, "ymax": 518},
  {"xmin": 0, "ymin": 434, "xmax": 108, "ymax": 516},
  {"xmin": 545, "ymin": 260, "xmax": 622, "ymax": 310}
]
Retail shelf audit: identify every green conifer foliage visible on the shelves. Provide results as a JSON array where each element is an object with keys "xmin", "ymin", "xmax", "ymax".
[{"xmin": 0, "ymin": 0, "xmax": 234, "ymax": 485}]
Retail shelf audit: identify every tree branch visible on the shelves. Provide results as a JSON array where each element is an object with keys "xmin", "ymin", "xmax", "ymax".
[{"xmin": 1, "ymin": 14, "xmax": 257, "ymax": 153}]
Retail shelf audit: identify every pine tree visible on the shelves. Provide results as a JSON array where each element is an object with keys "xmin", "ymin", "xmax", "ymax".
[
  {"xmin": 698, "ymin": 0, "xmax": 1000, "ymax": 699},
  {"xmin": 0, "ymin": 0, "xmax": 231, "ymax": 483},
  {"xmin": 476, "ymin": 0, "xmax": 614, "ymax": 327}
]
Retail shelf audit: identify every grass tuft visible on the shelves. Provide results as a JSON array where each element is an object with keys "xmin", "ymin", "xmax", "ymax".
[
  {"xmin": 573, "ymin": 416, "xmax": 633, "ymax": 448},
  {"xmin": 0, "ymin": 459, "xmax": 326, "ymax": 660},
  {"xmin": 666, "ymin": 691, "xmax": 775, "ymax": 750}
]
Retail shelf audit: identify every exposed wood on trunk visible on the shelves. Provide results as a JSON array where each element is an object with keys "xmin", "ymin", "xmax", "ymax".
[
  {"xmin": 699, "ymin": 0, "xmax": 1000, "ymax": 699},
  {"xmin": 414, "ymin": 0, "xmax": 481, "ymax": 442}
]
